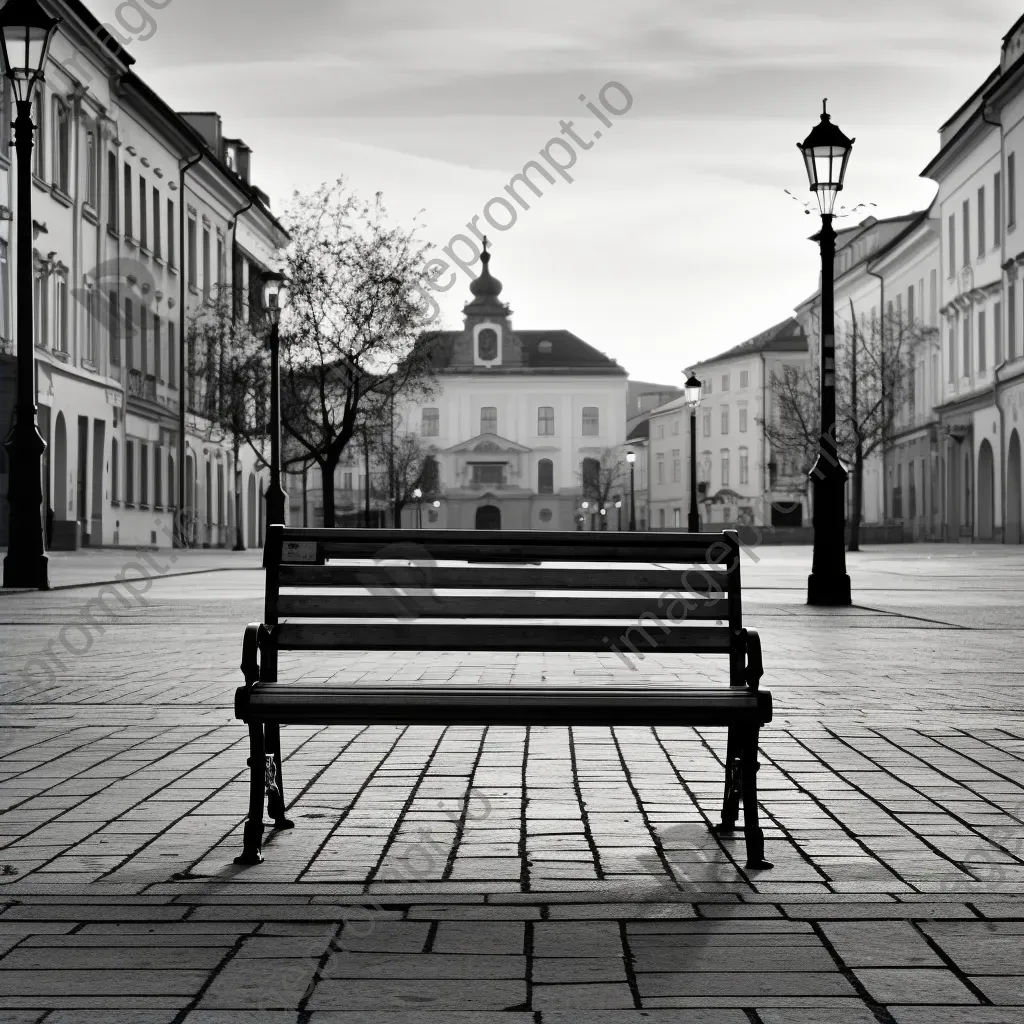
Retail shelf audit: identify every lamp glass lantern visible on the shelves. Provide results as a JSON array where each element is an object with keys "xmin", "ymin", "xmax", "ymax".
[
  {"xmin": 412, "ymin": 487, "xmax": 422, "ymax": 500},
  {"xmin": 684, "ymin": 372, "xmax": 703, "ymax": 409},
  {"xmin": 797, "ymin": 100, "xmax": 854, "ymax": 216},
  {"xmin": 0, "ymin": 0, "xmax": 59, "ymax": 103},
  {"xmin": 625, "ymin": 450, "xmax": 635, "ymax": 465},
  {"xmin": 261, "ymin": 271, "xmax": 289, "ymax": 324}
]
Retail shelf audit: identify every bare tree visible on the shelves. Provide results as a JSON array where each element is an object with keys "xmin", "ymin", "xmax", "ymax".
[
  {"xmin": 275, "ymin": 179, "xmax": 441, "ymax": 526},
  {"xmin": 578, "ymin": 448, "xmax": 629, "ymax": 530},
  {"xmin": 760, "ymin": 305, "xmax": 934, "ymax": 549}
]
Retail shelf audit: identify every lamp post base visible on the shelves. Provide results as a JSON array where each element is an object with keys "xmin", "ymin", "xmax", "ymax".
[
  {"xmin": 806, "ymin": 572, "xmax": 851, "ymax": 606},
  {"xmin": 688, "ymin": 513, "xmax": 700, "ymax": 532},
  {"xmin": 3, "ymin": 550, "xmax": 49, "ymax": 590}
]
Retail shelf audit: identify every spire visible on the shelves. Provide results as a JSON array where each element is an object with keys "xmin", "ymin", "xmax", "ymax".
[{"xmin": 465, "ymin": 235, "xmax": 508, "ymax": 315}]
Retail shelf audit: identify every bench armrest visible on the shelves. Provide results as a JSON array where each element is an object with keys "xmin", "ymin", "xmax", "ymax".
[
  {"xmin": 744, "ymin": 629, "xmax": 764, "ymax": 691},
  {"xmin": 240, "ymin": 622, "xmax": 269, "ymax": 687}
]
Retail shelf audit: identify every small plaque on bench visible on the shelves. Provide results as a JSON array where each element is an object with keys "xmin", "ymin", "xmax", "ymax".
[{"xmin": 282, "ymin": 541, "xmax": 319, "ymax": 563}]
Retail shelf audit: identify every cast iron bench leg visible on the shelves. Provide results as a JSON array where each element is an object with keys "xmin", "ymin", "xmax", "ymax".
[
  {"xmin": 234, "ymin": 723, "xmax": 267, "ymax": 865},
  {"xmin": 712, "ymin": 725, "xmax": 741, "ymax": 835},
  {"xmin": 740, "ymin": 725, "xmax": 773, "ymax": 870},
  {"xmin": 265, "ymin": 722, "xmax": 294, "ymax": 831}
]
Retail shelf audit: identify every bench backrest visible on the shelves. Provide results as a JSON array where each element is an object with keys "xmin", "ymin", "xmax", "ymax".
[{"xmin": 262, "ymin": 526, "xmax": 746, "ymax": 683}]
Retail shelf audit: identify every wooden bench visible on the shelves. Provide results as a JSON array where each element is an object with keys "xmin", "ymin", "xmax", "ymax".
[{"xmin": 233, "ymin": 525, "xmax": 774, "ymax": 869}]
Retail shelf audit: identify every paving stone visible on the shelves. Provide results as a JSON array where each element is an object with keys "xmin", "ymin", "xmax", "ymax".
[{"xmin": 852, "ymin": 967, "xmax": 981, "ymax": 1004}]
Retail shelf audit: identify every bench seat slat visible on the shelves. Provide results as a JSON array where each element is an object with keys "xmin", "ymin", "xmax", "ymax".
[
  {"xmin": 272, "ymin": 622, "xmax": 733, "ymax": 653},
  {"xmin": 238, "ymin": 684, "xmax": 771, "ymax": 728},
  {"xmin": 276, "ymin": 594, "xmax": 728, "ymax": 620},
  {"xmin": 278, "ymin": 565, "xmax": 728, "ymax": 593}
]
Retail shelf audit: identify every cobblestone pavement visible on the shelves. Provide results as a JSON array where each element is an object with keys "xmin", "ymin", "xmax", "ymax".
[{"xmin": 0, "ymin": 543, "xmax": 1022, "ymax": 1022}]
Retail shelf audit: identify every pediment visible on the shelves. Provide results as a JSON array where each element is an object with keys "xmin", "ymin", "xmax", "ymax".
[{"xmin": 444, "ymin": 432, "xmax": 532, "ymax": 454}]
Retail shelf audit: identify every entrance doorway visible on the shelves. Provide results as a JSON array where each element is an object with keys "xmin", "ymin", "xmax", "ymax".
[
  {"xmin": 475, "ymin": 504, "xmax": 501, "ymax": 529},
  {"xmin": 1008, "ymin": 430, "xmax": 1022, "ymax": 544},
  {"xmin": 978, "ymin": 439, "xmax": 995, "ymax": 540}
]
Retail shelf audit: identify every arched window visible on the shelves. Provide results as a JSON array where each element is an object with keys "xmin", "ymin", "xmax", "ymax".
[
  {"xmin": 168, "ymin": 453, "xmax": 175, "ymax": 509},
  {"xmin": 111, "ymin": 438, "xmax": 119, "ymax": 502},
  {"xmin": 538, "ymin": 458, "xmax": 553, "ymax": 494}
]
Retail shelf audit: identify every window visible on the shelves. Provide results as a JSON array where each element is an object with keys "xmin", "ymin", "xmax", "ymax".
[
  {"xmin": 907, "ymin": 285, "xmax": 915, "ymax": 325},
  {"xmin": 125, "ymin": 298, "xmax": 134, "ymax": 369},
  {"xmin": 538, "ymin": 406, "xmax": 554, "ymax": 435},
  {"xmin": 739, "ymin": 449, "xmax": 749, "ymax": 485},
  {"xmin": 995, "ymin": 301, "xmax": 1003, "ymax": 363},
  {"xmin": 139, "ymin": 443, "xmax": 148, "ymax": 506},
  {"xmin": 962, "ymin": 199, "xmax": 970, "ymax": 268},
  {"xmin": 167, "ymin": 321, "xmax": 176, "ymax": 387},
  {"xmin": 85, "ymin": 123, "xmax": 98, "ymax": 208},
  {"xmin": 656, "ymin": 453, "xmax": 664, "ymax": 484},
  {"xmin": 948, "ymin": 323, "xmax": 956, "ymax": 383},
  {"xmin": 673, "ymin": 508, "xmax": 681, "ymax": 528},
  {"xmin": 342, "ymin": 471, "xmax": 352, "ymax": 491},
  {"xmin": 930, "ymin": 268, "xmax": 937, "ymax": 325},
  {"xmin": 739, "ymin": 405, "xmax": 748, "ymax": 433},
  {"xmin": 167, "ymin": 199, "xmax": 175, "ymax": 266},
  {"xmin": 124, "ymin": 163, "xmax": 133, "ymax": 238},
  {"xmin": 217, "ymin": 237, "xmax": 225, "ymax": 295},
  {"xmin": 721, "ymin": 407, "xmax": 729, "ymax": 434},
  {"xmin": 154, "ymin": 445, "xmax": 163, "ymax": 508},
  {"xmin": 107, "ymin": 152, "xmax": 117, "ymax": 231},
  {"xmin": 909, "ymin": 459, "xmax": 917, "ymax": 519},
  {"xmin": 51, "ymin": 98, "xmax": 69, "ymax": 191},
  {"xmin": 948, "ymin": 213, "xmax": 956, "ymax": 277},
  {"xmin": 167, "ymin": 452, "xmax": 175, "ymax": 509},
  {"xmin": 657, "ymin": 423, "xmax": 664, "ymax": 439},
  {"xmin": 154, "ymin": 313, "xmax": 161, "ymax": 379},
  {"xmin": 702, "ymin": 410, "xmax": 711, "ymax": 437},
  {"xmin": 152, "ymin": 188, "xmax": 161, "ymax": 256},
  {"xmin": 187, "ymin": 216, "xmax": 197, "ymax": 287},
  {"xmin": 705, "ymin": 377, "xmax": 712, "ymax": 396},
  {"xmin": 739, "ymin": 370, "xmax": 749, "ymax": 388},
  {"xmin": 1009, "ymin": 152, "xmax": 1017, "ymax": 228},
  {"xmin": 671, "ymin": 449, "xmax": 680, "ymax": 482},
  {"xmin": 111, "ymin": 438, "xmax": 119, "ymax": 502},
  {"xmin": 83, "ymin": 282, "xmax": 96, "ymax": 363},
  {"xmin": 721, "ymin": 374, "xmax": 730, "ymax": 391},
  {"xmin": 477, "ymin": 327, "xmax": 498, "ymax": 360},
  {"xmin": 582, "ymin": 406, "xmax": 599, "ymax": 435},
  {"xmin": 995, "ymin": 171, "xmax": 1002, "ymax": 245},
  {"xmin": 139, "ymin": 176, "xmax": 147, "ymax": 248},
  {"xmin": 721, "ymin": 454, "xmax": 730, "ymax": 487},
  {"xmin": 421, "ymin": 407, "xmax": 439, "ymax": 436},
  {"xmin": 32, "ymin": 261, "xmax": 46, "ymax": 348},
  {"xmin": 979, "ymin": 310, "xmax": 986, "ymax": 372},
  {"xmin": 31, "ymin": 93, "xmax": 42, "ymax": 177},
  {"xmin": 1010, "ymin": 281, "xmax": 1017, "ymax": 361},
  {"xmin": 471, "ymin": 463, "xmax": 504, "ymax": 486},
  {"xmin": 963, "ymin": 313, "xmax": 971, "ymax": 376},
  {"xmin": 126, "ymin": 440, "xmax": 135, "ymax": 505},
  {"xmin": 658, "ymin": 508, "xmax": 665, "ymax": 528},
  {"xmin": 480, "ymin": 406, "xmax": 497, "ymax": 434},
  {"xmin": 108, "ymin": 289, "xmax": 119, "ymax": 365},
  {"xmin": 54, "ymin": 271, "xmax": 67, "ymax": 353},
  {"xmin": 0, "ymin": 239, "xmax": 8, "ymax": 341},
  {"xmin": 538, "ymin": 458, "xmax": 553, "ymax": 494},
  {"xmin": 140, "ymin": 303, "xmax": 150, "ymax": 377},
  {"xmin": 671, "ymin": 418, "xmax": 679, "ymax": 435},
  {"xmin": 978, "ymin": 187, "xmax": 986, "ymax": 256},
  {"xmin": 202, "ymin": 227, "xmax": 210, "ymax": 301}
]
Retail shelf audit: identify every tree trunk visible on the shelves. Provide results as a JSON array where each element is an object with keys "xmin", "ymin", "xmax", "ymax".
[
  {"xmin": 849, "ymin": 442, "xmax": 864, "ymax": 552},
  {"xmin": 321, "ymin": 453, "xmax": 340, "ymax": 528}
]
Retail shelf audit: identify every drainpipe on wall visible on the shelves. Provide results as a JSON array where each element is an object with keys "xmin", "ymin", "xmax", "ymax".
[
  {"xmin": 177, "ymin": 148, "xmax": 204, "ymax": 547},
  {"xmin": 982, "ymin": 104, "xmax": 1007, "ymax": 541},
  {"xmin": 866, "ymin": 264, "xmax": 885, "ymax": 523}
]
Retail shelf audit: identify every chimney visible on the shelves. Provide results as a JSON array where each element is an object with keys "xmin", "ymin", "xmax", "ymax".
[
  {"xmin": 223, "ymin": 138, "xmax": 251, "ymax": 184},
  {"xmin": 178, "ymin": 112, "xmax": 222, "ymax": 155}
]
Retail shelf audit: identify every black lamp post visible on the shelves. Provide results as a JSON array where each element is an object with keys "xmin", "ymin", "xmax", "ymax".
[
  {"xmin": 798, "ymin": 99, "xmax": 853, "ymax": 606},
  {"xmin": 261, "ymin": 271, "xmax": 288, "ymax": 528},
  {"xmin": 625, "ymin": 450, "xmax": 636, "ymax": 531},
  {"xmin": 684, "ymin": 371, "xmax": 703, "ymax": 532},
  {"xmin": 233, "ymin": 458, "xmax": 244, "ymax": 550},
  {"xmin": 1, "ymin": 0, "xmax": 59, "ymax": 590},
  {"xmin": 412, "ymin": 487, "xmax": 422, "ymax": 528}
]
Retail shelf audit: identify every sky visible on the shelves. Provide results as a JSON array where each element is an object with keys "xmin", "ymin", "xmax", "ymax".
[{"xmin": 86, "ymin": 0, "xmax": 1019, "ymax": 385}]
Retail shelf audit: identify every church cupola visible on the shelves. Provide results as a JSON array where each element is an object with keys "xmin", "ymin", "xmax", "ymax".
[{"xmin": 463, "ymin": 238, "xmax": 519, "ymax": 367}]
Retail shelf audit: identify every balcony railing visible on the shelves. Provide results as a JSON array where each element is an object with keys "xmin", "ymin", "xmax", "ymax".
[{"xmin": 128, "ymin": 368, "xmax": 157, "ymax": 401}]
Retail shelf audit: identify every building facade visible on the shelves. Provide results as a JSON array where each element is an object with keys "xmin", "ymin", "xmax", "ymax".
[{"xmin": 0, "ymin": 1, "xmax": 284, "ymax": 550}]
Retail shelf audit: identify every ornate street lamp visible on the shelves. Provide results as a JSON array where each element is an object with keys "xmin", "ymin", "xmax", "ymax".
[
  {"xmin": 1, "ymin": 0, "xmax": 60, "ymax": 590},
  {"xmin": 412, "ymin": 486, "xmax": 422, "ymax": 528},
  {"xmin": 614, "ymin": 496, "xmax": 622, "ymax": 531},
  {"xmin": 684, "ymin": 371, "xmax": 703, "ymax": 533},
  {"xmin": 798, "ymin": 99, "xmax": 853, "ymax": 606},
  {"xmin": 261, "ymin": 271, "xmax": 289, "ymax": 528},
  {"xmin": 625, "ymin": 450, "xmax": 636, "ymax": 531}
]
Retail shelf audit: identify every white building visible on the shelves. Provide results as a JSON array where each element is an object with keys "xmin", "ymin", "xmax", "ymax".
[
  {"xmin": 395, "ymin": 247, "xmax": 629, "ymax": 530},
  {"xmin": 0, "ymin": 1, "xmax": 284, "ymax": 550},
  {"xmin": 646, "ymin": 318, "xmax": 810, "ymax": 530}
]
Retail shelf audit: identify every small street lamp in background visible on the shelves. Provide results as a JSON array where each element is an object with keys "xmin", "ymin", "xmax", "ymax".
[
  {"xmin": 261, "ymin": 271, "xmax": 289, "ymax": 527},
  {"xmin": 1, "ymin": 0, "xmax": 60, "ymax": 590},
  {"xmin": 412, "ymin": 487, "xmax": 422, "ymax": 528},
  {"xmin": 798, "ymin": 99, "xmax": 853, "ymax": 606},
  {"xmin": 614, "ymin": 496, "xmax": 622, "ymax": 531},
  {"xmin": 684, "ymin": 371, "xmax": 703, "ymax": 533},
  {"xmin": 233, "ymin": 460, "xmax": 245, "ymax": 550},
  {"xmin": 625, "ymin": 450, "xmax": 636, "ymax": 531}
]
